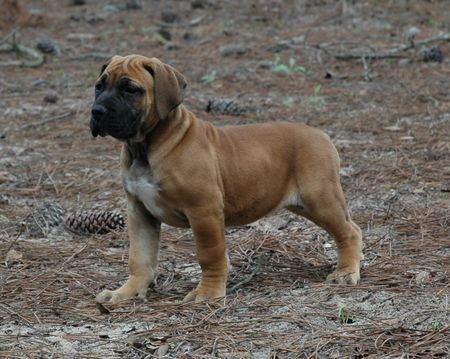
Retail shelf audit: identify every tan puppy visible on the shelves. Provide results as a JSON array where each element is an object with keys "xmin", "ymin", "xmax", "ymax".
[{"xmin": 92, "ymin": 55, "xmax": 363, "ymax": 304}]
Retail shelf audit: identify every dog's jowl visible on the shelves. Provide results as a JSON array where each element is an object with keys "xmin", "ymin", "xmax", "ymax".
[{"xmin": 92, "ymin": 55, "xmax": 363, "ymax": 304}]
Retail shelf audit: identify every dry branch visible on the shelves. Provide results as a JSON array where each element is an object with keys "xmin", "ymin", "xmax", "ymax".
[
  {"xmin": 69, "ymin": 52, "xmax": 113, "ymax": 61},
  {"xmin": 19, "ymin": 111, "xmax": 74, "ymax": 130},
  {"xmin": 323, "ymin": 32, "xmax": 450, "ymax": 60},
  {"xmin": 227, "ymin": 256, "xmax": 264, "ymax": 294},
  {"xmin": 158, "ymin": 15, "xmax": 205, "ymax": 28},
  {"xmin": 0, "ymin": 30, "xmax": 44, "ymax": 67}
]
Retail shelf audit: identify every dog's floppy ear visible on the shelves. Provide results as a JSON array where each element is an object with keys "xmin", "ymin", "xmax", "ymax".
[
  {"xmin": 99, "ymin": 60, "xmax": 110, "ymax": 76},
  {"xmin": 99, "ymin": 55, "xmax": 121, "ymax": 76},
  {"xmin": 144, "ymin": 58, "xmax": 187, "ymax": 120},
  {"xmin": 99, "ymin": 63, "xmax": 108, "ymax": 76}
]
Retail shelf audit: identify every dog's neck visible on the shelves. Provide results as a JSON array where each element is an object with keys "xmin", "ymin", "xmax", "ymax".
[
  {"xmin": 125, "ymin": 112, "xmax": 161, "ymax": 164},
  {"xmin": 125, "ymin": 105, "xmax": 192, "ymax": 165},
  {"xmin": 126, "ymin": 140, "xmax": 149, "ymax": 164}
]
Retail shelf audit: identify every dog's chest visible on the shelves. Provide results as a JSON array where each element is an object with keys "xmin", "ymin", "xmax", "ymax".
[{"xmin": 122, "ymin": 161, "xmax": 165, "ymax": 220}]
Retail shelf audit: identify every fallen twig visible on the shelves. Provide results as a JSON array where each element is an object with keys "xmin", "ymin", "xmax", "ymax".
[
  {"xmin": 0, "ymin": 29, "xmax": 18, "ymax": 46},
  {"xmin": 332, "ymin": 32, "xmax": 450, "ymax": 60},
  {"xmin": 0, "ymin": 31, "xmax": 44, "ymax": 68},
  {"xmin": 19, "ymin": 111, "xmax": 74, "ymax": 130},
  {"xmin": 0, "ymin": 303, "xmax": 33, "ymax": 325},
  {"xmin": 1, "ymin": 227, "xmax": 24, "ymax": 262},
  {"xmin": 69, "ymin": 52, "xmax": 113, "ymax": 61},
  {"xmin": 227, "ymin": 256, "xmax": 264, "ymax": 294},
  {"xmin": 35, "ymin": 240, "xmax": 90, "ymax": 298},
  {"xmin": 158, "ymin": 15, "xmax": 205, "ymax": 28}
]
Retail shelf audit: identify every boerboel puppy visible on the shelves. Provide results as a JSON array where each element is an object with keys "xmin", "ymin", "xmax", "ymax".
[{"xmin": 92, "ymin": 55, "xmax": 363, "ymax": 304}]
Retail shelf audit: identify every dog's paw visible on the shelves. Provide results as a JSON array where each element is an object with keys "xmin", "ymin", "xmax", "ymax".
[
  {"xmin": 182, "ymin": 288, "xmax": 198, "ymax": 303},
  {"xmin": 326, "ymin": 268, "xmax": 360, "ymax": 285},
  {"xmin": 182, "ymin": 287, "xmax": 225, "ymax": 304},
  {"xmin": 95, "ymin": 288, "xmax": 146, "ymax": 304}
]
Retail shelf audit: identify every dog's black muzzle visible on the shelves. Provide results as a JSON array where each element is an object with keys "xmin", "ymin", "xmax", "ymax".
[{"xmin": 90, "ymin": 104, "xmax": 107, "ymax": 137}]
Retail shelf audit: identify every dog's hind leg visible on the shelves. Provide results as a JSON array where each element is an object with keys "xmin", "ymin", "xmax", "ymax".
[{"xmin": 286, "ymin": 182, "xmax": 363, "ymax": 285}]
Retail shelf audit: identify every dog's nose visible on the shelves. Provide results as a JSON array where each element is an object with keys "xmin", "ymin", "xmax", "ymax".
[{"xmin": 91, "ymin": 104, "xmax": 107, "ymax": 120}]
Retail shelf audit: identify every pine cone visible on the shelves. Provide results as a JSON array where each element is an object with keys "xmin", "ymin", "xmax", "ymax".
[
  {"xmin": 206, "ymin": 98, "xmax": 256, "ymax": 116},
  {"xmin": 64, "ymin": 210, "xmax": 125, "ymax": 235},
  {"xmin": 36, "ymin": 38, "xmax": 59, "ymax": 54},
  {"xmin": 423, "ymin": 47, "xmax": 443, "ymax": 63},
  {"xmin": 25, "ymin": 202, "xmax": 65, "ymax": 237}
]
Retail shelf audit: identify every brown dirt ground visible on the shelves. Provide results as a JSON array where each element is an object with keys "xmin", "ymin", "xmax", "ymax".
[{"xmin": 0, "ymin": 0, "xmax": 449, "ymax": 358}]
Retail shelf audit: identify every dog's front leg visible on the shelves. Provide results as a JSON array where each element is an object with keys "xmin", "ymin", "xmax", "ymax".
[
  {"xmin": 183, "ymin": 208, "xmax": 228, "ymax": 303},
  {"xmin": 96, "ymin": 201, "xmax": 160, "ymax": 304}
]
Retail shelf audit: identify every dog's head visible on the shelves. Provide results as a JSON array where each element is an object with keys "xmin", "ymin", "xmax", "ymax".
[{"xmin": 90, "ymin": 55, "xmax": 187, "ymax": 141}]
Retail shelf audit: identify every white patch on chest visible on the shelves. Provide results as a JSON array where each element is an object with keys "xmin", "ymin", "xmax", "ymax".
[{"xmin": 123, "ymin": 161, "xmax": 165, "ymax": 220}]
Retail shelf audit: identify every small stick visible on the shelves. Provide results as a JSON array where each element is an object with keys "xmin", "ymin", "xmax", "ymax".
[
  {"xmin": 0, "ymin": 303, "xmax": 33, "ymax": 325},
  {"xmin": 69, "ymin": 52, "xmax": 113, "ymax": 61},
  {"xmin": 227, "ymin": 256, "xmax": 263, "ymax": 294},
  {"xmin": 158, "ymin": 15, "xmax": 205, "ymax": 28},
  {"xmin": 45, "ymin": 169, "xmax": 59, "ymax": 195},
  {"xmin": 334, "ymin": 32, "xmax": 450, "ymax": 60},
  {"xmin": 19, "ymin": 111, "xmax": 74, "ymax": 130},
  {"xmin": 211, "ymin": 337, "xmax": 219, "ymax": 356},
  {"xmin": 35, "ymin": 240, "xmax": 90, "ymax": 298},
  {"xmin": 0, "ymin": 29, "xmax": 18, "ymax": 46},
  {"xmin": 1, "ymin": 228, "xmax": 24, "ymax": 261}
]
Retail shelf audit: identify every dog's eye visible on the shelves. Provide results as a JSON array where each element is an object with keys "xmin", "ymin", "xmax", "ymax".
[
  {"xmin": 123, "ymin": 86, "xmax": 141, "ymax": 95},
  {"xmin": 95, "ymin": 83, "xmax": 103, "ymax": 93}
]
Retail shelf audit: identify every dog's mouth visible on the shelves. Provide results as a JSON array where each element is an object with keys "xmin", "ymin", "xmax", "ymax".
[
  {"xmin": 91, "ymin": 127, "xmax": 107, "ymax": 138},
  {"xmin": 90, "ymin": 118, "xmax": 107, "ymax": 138},
  {"xmin": 90, "ymin": 118, "xmax": 141, "ymax": 141},
  {"xmin": 90, "ymin": 106, "xmax": 144, "ymax": 141}
]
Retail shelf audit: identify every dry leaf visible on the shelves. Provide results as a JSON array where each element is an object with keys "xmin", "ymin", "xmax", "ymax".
[
  {"xmin": 415, "ymin": 270, "xmax": 431, "ymax": 285},
  {"xmin": 5, "ymin": 249, "xmax": 23, "ymax": 263},
  {"xmin": 157, "ymin": 344, "xmax": 169, "ymax": 357},
  {"xmin": 0, "ymin": 171, "xmax": 10, "ymax": 183},
  {"xmin": 385, "ymin": 125, "xmax": 401, "ymax": 131},
  {"xmin": 96, "ymin": 302, "xmax": 111, "ymax": 315}
]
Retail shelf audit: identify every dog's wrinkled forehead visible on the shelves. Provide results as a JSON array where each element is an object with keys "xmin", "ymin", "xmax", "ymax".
[
  {"xmin": 97, "ymin": 55, "xmax": 187, "ymax": 121},
  {"xmin": 101, "ymin": 55, "xmax": 153, "ymax": 88}
]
